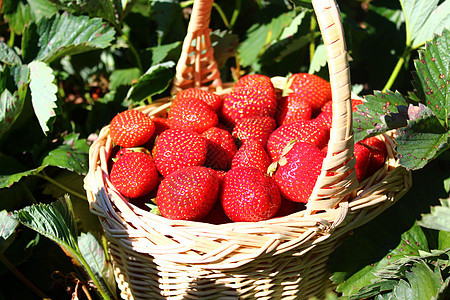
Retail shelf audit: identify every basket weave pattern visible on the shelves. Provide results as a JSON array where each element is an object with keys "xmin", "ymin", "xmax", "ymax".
[{"xmin": 84, "ymin": 0, "xmax": 412, "ymax": 299}]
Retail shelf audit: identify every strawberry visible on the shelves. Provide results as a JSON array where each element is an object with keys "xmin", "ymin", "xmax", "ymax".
[
  {"xmin": 110, "ymin": 109, "xmax": 155, "ymax": 148},
  {"xmin": 321, "ymin": 100, "xmax": 332, "ymax": 114},
  {"xmin": 110, "ymin": 152, "xmax": 159, "ymax": 199},
  {"xmin": 275, "ymin": 93, "xmax": 312, "ymax": 126},
  {"xmin": 173, "ymin": 88, "xmax": 222, "ymax": 112},
  {"xmin": 153, "ymin": 129, "xmax": 207, "ymax": 177},
  {"xmin": 221, "ymin": 74, "xmax": 277, "ymax": 125},
  {"xmin": 274, "ymin": 197, "xmax": 301, "ymax": 218},
  {"xmin": 202, "ymin": 127, "xmax": 237, "ymax": 170},
  {"xmin": 156, "ymin": 166, "xmax": 220, "ymax": 220},
  {"xmin": 273, "ymin": 142, "xmax": 325, "ymax": 203},
  {"xmin": 231, "ymin": 140, "xmax": 271, "ymax": 173},
  {"xmin": 201, "ymin": 200, "xmax": 232, "ymax": 224},
  {"xmin": 353, "ymin": 142, "xmax": 371, "ymax": 182},
  {"xmin": 311, "ymin": 111, "xmax": 333, "ymax": 131},
  {"xmin": 287, "ymin": 73, "xmax": 332, "ymax": 115},
  {"xmin": 232, "ymin": 116, "xmax": 276, "ymax": 147},
  {"xmin": 266, "ymin": 120, "xmax": 329, "ymax": 161},
  {"xmin": 221, "ymin": 167, "xmax": 281, "ymax": 222},
  {"xmin": 359, "ymin": 136, "xmax": 387, "ymax": 176},
  {"xmin": 167, "ymin": 97, "xmax": 218, "ymax": 133},
  {"xmin": 352, "ymin": 98, "xmax": 364, "ymax": 112}
]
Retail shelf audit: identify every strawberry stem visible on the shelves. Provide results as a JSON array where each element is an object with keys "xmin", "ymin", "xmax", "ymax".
[
  {"xmin": 383, "ymin": 46, "xmax": 410, "ymax": 92},
  {"xmin": 36, "ymin": 172, "xmax": 88, "ymax": 201}
]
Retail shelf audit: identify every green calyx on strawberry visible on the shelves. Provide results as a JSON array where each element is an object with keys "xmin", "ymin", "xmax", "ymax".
[
  {"xmin": 156, "ymin": 166, "xmax": 220, "ymax": 221},
  {"xmin": 110, "ymin": 109, "xmax": 155, "ymax": 148},
  {"xmin": 221, "ymin": 74, "xmax": 277, "ymax": 125},
  {"xmin": 221, "ymin": 166, "xmax": 281, "ymax": 222},
  {"xmin": 273, "ymin": 141, "xmax": 325, "ymax": 203},
  {"xmin": 110, "ymin": 151, "xmax": 159, "ymax": 199},
  {"xmin": 153, "ymin": 128, "xmax": 207, "ymax": 177}
]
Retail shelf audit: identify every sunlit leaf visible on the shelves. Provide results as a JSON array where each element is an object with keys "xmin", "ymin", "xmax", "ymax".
[
  {"xmin": 308, "ymin": 43, "xmax": 326, "ymax": 74},
  {"xmin": 28, "ymin": 61, "xmax": 58, "ymax": 135},
  {"xmin": 109, "ymin": 68, "xmax": 141, "ymax": 90},
  {"xmin": 0, "ymin": 210, "xmax": 19, "ymax": 253},
  {"xmin": 418, "ymin": 198, "xmax": 450, "ymax": 232},
  {"xmin": 0, "ymin": 42, "xmax": 21, "ymax": 66}
]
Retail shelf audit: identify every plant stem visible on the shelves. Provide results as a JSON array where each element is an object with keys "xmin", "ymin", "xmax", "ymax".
[
  {"xmin": 8, "ymin": 31, "xmax": 15, "ymax": 48},
  {"xmin": 213, "ymin": 3, "xmax": 231, "ymax": 29},
  {"xmin": 120, "ymin": 30, "xmax": 143, "ymax": 74},
  {"xmin": 36, "ymin": 172, "xmax": 88, "ymax": 201},
  {"xmin": 309, "ymin": 14, "xmax": 317, "ymax": 63},
  {"xmin": 0, "ymin": 252, "xmax": 49, "ymax": 299},
  {"xmin": 383, "ymin": 46, "xmax": 410, "ymax": 92},
  {"xmin": 230, "ymin": 0, "xmax": 241, "ymax": 28}
]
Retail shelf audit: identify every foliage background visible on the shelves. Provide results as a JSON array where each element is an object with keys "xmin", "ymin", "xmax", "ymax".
[{"xmin": 0, "ymin": 0, "xmax": 448, "ymax": 299}]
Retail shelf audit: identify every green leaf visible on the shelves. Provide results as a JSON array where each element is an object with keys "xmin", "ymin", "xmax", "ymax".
[
  {"xmin": 126, "ymin": 61, "xmax": 175, "ymax": 103},
  {"xmin": 334, "ymin": 222, "xmax": 429, "ymax": 297},
  {"xmin": 411, "ymin": 28, "xmax": 449, "ymax": 127},
  {"xmin": 23, "ymin": 13, "xmax": 115, "ymax": 63},
  {"xmin": 28, "ymin": 61, "xmax": 58, "ymax": 135},
  {"xmin": 0, "ymin": 153, "xmax": 46, "ymax": 189},
  {"xmin": 210, "ymin": 31, "xmax": 238, "ymax": 68},
  {"xmin": 353, "ymin": 90, "xmax": 410, "ymax": 142},
  {"xmin": 0, "ymin": 90, "xmax": 23, "ymax": 140},
  {"xmin": 395, "ymin": 116, "xmax": 449, "ymax": 170},
  {"xmin": 418, "ymin": 198, "xmax": 450, "ymax": 232},
  {"xmin": 11, "ymin": 195, "xmax": 78, "ymax": 256},
  {"xmin": 42, "ymin": 134, "xmax": 89, "ymax": 175},
  {"xmin": 27, "ymin": 0, "xmax": 59, "ymax": 19},
  {"xmin": 308, "ymin": 43, "xmax": 327, "ymax": 74},
  {"xmin": 3, "ymin": 1, "xmax": 33, "ymax": 34},
  {"xmin": 0, "ymin": 42, "xmax": 21, "ymax": 66},
  {"xmin": 148, "ymin": 41, "xmax": 182, "ymax": 66},
  {"xmin": 151, "ymin": 0, "xmax": 184, "ymax": 43},
  {"xmin": 78, "ymin": 232, "xmax": 116, "ymax": 297},
  {"xmin": 399, "ymin": 0, "xmax": 450, "ymax": 49},
  {"xmin": 0, "ymin": 210, "xmax": 19, "ymax": 253},
  {"xmin": 238, "ymin": 11, "xmax": 295, "ymax": 68},
  {"xmin": 52, "ymin": 0, "xmax": 117, "ymax": 25},
  {"xmin": 109, "ymin": 67, "xmax": 141, "ymax": 90}
]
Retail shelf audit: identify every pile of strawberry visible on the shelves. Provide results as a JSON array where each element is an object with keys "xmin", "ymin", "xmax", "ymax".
[{"xmin": 107, "ymin": 73, "xmax": 387, "ymax": 223}]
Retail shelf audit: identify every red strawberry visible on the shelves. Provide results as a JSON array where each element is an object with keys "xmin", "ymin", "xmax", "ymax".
[
  {"xmin": 353, "ymin": 142, "xmax": 371, "ymax": 182},
  {"xmin": 274, "ymin": 197, "xmax": 301, "ymax": 218},
  {"xmin": 153, "ymin": 129, "xmax": 207, "ymax": 177},
  {"xmin": 110, "ymin": 109, "xmax": 155, "ymax": 148},
  {"xmin": 174, "ymin": 88, "xmax": 223, "ymax": 112},
  {"xmin": 311, "ymin": 111, "xmax": 333, "ymax": 131},
  {"xmin": 321, "ymin": 100, "xmax": 332, "ymax": 114},
  {"xmin": 202, "ymin": 127, "xmax": 237, "ymax": 170},
  {"xmin": 359, "ymin": 136, "xmax": 387, "ymax": 176},
  {"xmin": 201, "ymin": 200, "xmax": 232, "ymax": 224},
  {"xmin": 232, "ymin": 116, "xmax": 276, "ymax": 147},
  {"xmin": 156, "ymin": 166, "xmax": 220, "ymax": 220},
  {"xmin": 231, "ymin": 140, "xmax": 271, "ymax": 173},
  {"xmin": 167, "ymin": 97, "xmax": 218, "ymax": 133},
  {"xmin": 352, "ymin": 98, "xmax": 364, "ymax": 112},
  {"xmin": 275, "ymin": 93, "xmax": 312, "ymax": 126},
  {"xmin": 110, "ymin": 152, "xmax": 159, "ymax": 199},
  {"xmin": 266, "ymin": 120, "xmax": 329, "ymax": 161},
  {"xmin": 273, "ymin": 142, "xmax": 325, "ymax": 203},
  {"xmin": 221, "ymin": 167, "xmax": 281, "ymax": 222},
  {"xmin": 287, "ymin": 73, "xmax": 332, "ymax": 114},
  {"xmin": 221, "ymin": 74, "xmax": 277, "ymax": 125}
]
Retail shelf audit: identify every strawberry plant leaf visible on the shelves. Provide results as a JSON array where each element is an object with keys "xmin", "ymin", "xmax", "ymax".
[
  {"xmin": 52, "ymin": 0, "xmax": 116, "ymax": 25},
  {"xmin": 308, "ymin": 43, "xmax": 327, "ymax": 74},
  {"xmin": 395, "ymin": 113, "xmax": 449, "ymax": 170},
  {"xmin": 411, "ymin": 28, "xmax": 449, "ymax": 127},
  {"xmin": 0, "ymin": 42, "xmax": 21, "ymax": 66},
  {"xmin": 41, "ymin": 134, "xmax": 89, "ymax": 175},
  {"xmin": 148, "ymin": 41, "xmax": 182, "ymax": 66},
  {"xmin": 78, "ymin": 232, "xmax": 116, "ymax": 297},
  {"xmin": 399, "ymin": 0, "xmax": 450, "ymax": 49},
  {"xmin": 0, "ymin": 210, "xmax": 19, "ymax": 253},
  {"xmin": 12, "ymin": 196, "xmax": 115, "ymax": 300},
  {"xmin": 418, "ymin": 198, "xmax": 450, "ymax": 232},
  {"xmin": 126, "ymin": 61, "xmax": 175, "ymax": 104},
  {"xmin": 0, "ymin": 154, "xmax": 46, "ymax": 189},
  {"xmin": 353, "ymin": 90, "xmax": 410, "ymax": 142},
  {"xmin": 332, "ymin": 222, "xmax": 429, "ymax": 297},
  {"xmin": 22, "ymin": 13, "xmax": 115, "ymax": 64},
  {"xmin": 109, "ymin": 67, "xmax": 141, "ymax": 90},
  {"xmin": 238, "ymin": 11, "xmax": 295, "ymax": 68},
  {"xmin": 27, "ymin": 0, "xmax": 59, "ymax": 19},
  {"xmin": 2, "ymin": 0, "xmax": 33, "ymax": 35},
  {"xmin": 28, "ymin": 61, "xmax": 58, "ymax": 135}
]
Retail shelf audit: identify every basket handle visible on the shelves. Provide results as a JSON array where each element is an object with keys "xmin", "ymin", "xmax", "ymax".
[
  {"xmin": 171, "ymin": 0, "xmax": 222, "ymax": 93},
  {"xmin": 307, "ymin": 0, "xmax": 358, "ymax": 214}
]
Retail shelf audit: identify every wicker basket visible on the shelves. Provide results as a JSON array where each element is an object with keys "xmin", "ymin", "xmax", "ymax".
[{"xmin": 84, "ymin": 0, "xmax": 412, "ymax": 299}]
